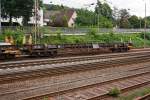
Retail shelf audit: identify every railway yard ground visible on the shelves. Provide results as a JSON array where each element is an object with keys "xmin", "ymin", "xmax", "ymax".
[{"xmin": 0, "ymin": 48, "xmax": 150, "ymax": 100}]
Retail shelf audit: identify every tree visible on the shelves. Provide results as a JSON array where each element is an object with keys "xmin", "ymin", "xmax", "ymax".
[
  {"xmin": 145, "ymin": 16, "xmax": 150, "ymax": 28},
  {"xmin": 113, "ymin": 7, "xmax": 120, "ymax": 20},
  {"xmin": 119, "ymin": 18, "xmax": 131, "ymax": 28},
  {"xmin": 2, "ymin": 0, "xmax": 20, "ymax": 25},
  {"xmin": 95, "ymin": 0, "xmax": 113, "ymax": 20},
  {"xmin": 2, "ymin": 0, "xmax": 43, "ymax": 26},
  {"xmin": 112, "ymin": 7, "xmax": 120, "ymax": 27},
  {"xmin": 101, "ymin": 3, "xmax": 113, "ymax": 20},
  {"xmin": 62, "ymin": 15, "xmax": 68, "ymax": 27},
  {"xmin": 118, "ymin": 9, "xmax": 130, "ymax": 28},
  {"xmin": 17, "ymin": 0, "xmax": 34, "ymax": 26},
  {"xmin": 128, "ymin": 15, "xmax": 140, "ymax": 28},
  {"xmin": 95, "ymin": 0, "xmax": 102, "ymax": 15},
  {"xmin": 75, "ymin": 9, "xmax": 97, "ymax": 27},
  {"xmin": 44, "ymin": 4, "xmax": 68, "ymax": 11},
  {"xmin": 98, "ymin": 16, "xmax": 113, "ymax": 28},
  {"xmin": 119, "ymin": 9, "xmax": 130, "ymax": 19},
  {"xmin": 139, "ymin": 17, "xmax": 145, "ymax": 28},
  {"xmin": 95, "ymin": 0, "xmax": 113, "ymax": 28}
]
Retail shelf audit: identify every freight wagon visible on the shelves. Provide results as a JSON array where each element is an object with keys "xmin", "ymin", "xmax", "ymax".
[{"xmin": 0, "ymin": 42, "xmax": 133, "ymax": 59}]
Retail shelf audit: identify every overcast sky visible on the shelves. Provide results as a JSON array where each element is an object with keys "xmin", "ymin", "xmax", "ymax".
[{"xmin": 43, "ymin": 0, "xmax": 150, "ymax": 17}]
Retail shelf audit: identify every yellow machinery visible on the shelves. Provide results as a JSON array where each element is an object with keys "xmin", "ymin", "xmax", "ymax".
[
  {"xmin": 5, "ymin": 36, "xmax": 14, "ymax": 45},
  {"xmin": 23, "ymin": 35, "xmax": 33, "ymax": 45}
]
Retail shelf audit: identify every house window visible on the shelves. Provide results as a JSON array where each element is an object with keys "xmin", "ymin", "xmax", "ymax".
[{"xmin": 71, "ymin": 23, "xmax": 74, "ymax": 27}]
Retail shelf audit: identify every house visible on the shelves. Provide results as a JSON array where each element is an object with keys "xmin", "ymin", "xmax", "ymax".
[
  {"xmin": 28, "ymin": 9, "xmax": 44, "ymax": 26},
  {"xmin": 43, "ymin": 10, "xmax": 60, "ymax": 26},
  {"xmin": 1, "ymin": 18, "xmax": 23, "ymax": 26},
  {"xmin": 1, "ymin": 9, "xmax": 77, "ymax": 27},
  {"xmin": 44, "ymin": 9, "xmax": 77, "ymax": 27},
  {"xmin": 1, "ymin": 9, "xmax": 44, "ymax": 26}
]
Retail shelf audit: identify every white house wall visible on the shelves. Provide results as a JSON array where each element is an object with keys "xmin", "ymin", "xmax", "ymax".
[
  {"xmin": 1, "ymin": 17, "xmax": 23, "ymax": 25},
  {"xmin": 28, "ymin": 9, "xmax": 44, "ymax": 26},
  {"xmin": 1, "ymin": 9, "xmax": 77, "ymax": 27},
  {"xmin": 68, "ymin": 11, "xmax": 77, "ymax": 27},
  {"xmin": 1, "ymin": 9, "xmax": 44, "ymax": 26}
]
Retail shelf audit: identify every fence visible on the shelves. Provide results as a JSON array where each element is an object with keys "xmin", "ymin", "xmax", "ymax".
[{"xmin": 1, "ymin": 26, "xmax": 150, "ymax": 35}]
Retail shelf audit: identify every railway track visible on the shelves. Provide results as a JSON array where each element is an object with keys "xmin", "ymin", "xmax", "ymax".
[
  {"xmin": 1, "ymin": 50, "xmax": 150, "ymax": 69},
  {"xmin": 1, "ymin": 54, "xmax": 150, "ymax": 84},
  {"xmin": 24, "ymin": 73, "xmax": 150, "ymax": 100},
  {"xmin": 20, "ymin": 67, "xmax": 150, "ymax": 100},
  {"xmin": 0, "ymin": 62, "xmax": 150, "ymax": 100},
  {"xmin": 47, "ymin": 73, "xmax": 150, "ymax": 100},
  {"xmin": 0, "ymin": 47, "xmax": 149, "ymax": 63},
  {"xmin": 136, "ymin": 94, "xmax": 150, "ymax": 100},
  {"xmin": 0, "ymin": 50, "xmax": 150, "ymax": 100}
]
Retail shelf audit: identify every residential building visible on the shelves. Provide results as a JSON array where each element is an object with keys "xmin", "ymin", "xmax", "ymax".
[
  {"xmin": 44, "ymin": 9, "xmax": 77, "ymax": 27},
  {"xmin": 1, "ymin": 9, "xmax": 77, "ymax": 27},
  {"xmin": 1, "ymin": 9, "xmax": 44, "ymax": 26}
]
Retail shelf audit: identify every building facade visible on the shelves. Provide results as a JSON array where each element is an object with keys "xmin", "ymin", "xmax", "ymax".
[{"xmin": 1, "ymin": 9, "xmax": 77, "ymax": 27}]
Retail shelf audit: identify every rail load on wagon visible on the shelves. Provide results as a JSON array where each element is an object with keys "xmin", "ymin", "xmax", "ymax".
[
  {"xmin": 0, "ymin": 42, "xmax": 133, "ymax": 60},
  {"xmin": 0, "ymin": 42, "xmax": 20, "ymax": 59},
  {"xmin": 21, "ymin": 44, "xmax": 58, "ymax": 57}
]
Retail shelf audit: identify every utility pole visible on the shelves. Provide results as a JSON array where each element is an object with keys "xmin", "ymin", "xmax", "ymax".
[
  {"xmin": 34, "ymin": 0, "xmax": 37, "ymax": 44},
  {"xmin": 34, "ymin": 0, "xmax": 39, "ymax": 44},
  {"xmin": 96, "ymin": 1, "xmax": 100, "ymax": 32},
  {"xmin": 37, "ymin": 0, "xmax": 40, "ymax": 43},
  {"xmin": 0, "ymin": 0, "xmax": 2, "ymax": 34},
  {"xmin": 97, "ymin": 0, "xmax": 101, "ymax": 32},
  {"xmin": 140, "ymin": 18, "xmax": 142, "ymax": 29},
  {"xmin": 83, "ymin": 3, "xmax": 94, "ymax": 28},
  {"xmin": 144, "ymin": 1, "xmax": 146, "ymax": 48},
  {"xmin": 98, "ymin": 10, "xmax": 100, "ymax": 32}
]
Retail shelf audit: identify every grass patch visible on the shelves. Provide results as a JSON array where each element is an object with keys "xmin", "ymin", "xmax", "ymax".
[
  {"xmin": 108, "ymin": 87, "xmax": 121, "ymax": 97},
  {"xmin": 119, "ymin": 87, "xmax": 150, "ymax": 100},
  {"xmin": 39, "ymin": 33, "xmax": 150, "ymax": 48},
  {"xmin": 43, "ymin": 96, "xmax": 49, "ymax": 100},
  {"xmin": 1, "ymin": 28, "xmax": 150, "ymax": 48}
]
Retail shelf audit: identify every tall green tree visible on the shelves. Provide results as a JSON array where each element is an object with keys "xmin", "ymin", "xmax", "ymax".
[
  {"xmin": 95, "ymin": 0, "xmax": 113, "ymax": 20},
  {"xmin": 95, "ymin": 0, "xmax": 113, "ymax": 28},
  {"xmin": 2, "ymin": 0, "xmax": 43, "ymax": 26},
  {"xmin": 101, "ymin": 3, "xmax": 113, "ymax": 19},
  {"xmin": 95, "ymin": 0, "xmax": 102, "ymax": 15},
  {"xmin": 112, "ymin": 7, "xmax": 120, "ymax": 27},
  {"xmin": 98, "ymin": 16, "xmax": 113, "ymax": 28},
  {"xmin": 2, "ymin": 0, "xmax": 20, "ymax": 25},
  {"xmin": 139, "ymin": 17, "xmax": 145, "ymax": 28},
  {"xmin": 44, "ymin": 4, "xmax": 68, "ymax": 11},
  {"xmin": 75, "ymin": 9, "xmax": 97, "ymax": 27},
  {"xmin": 119, "ymin": 9, "xmax": 130, "ymax": 19},
  {"xmin": 145, "ymin": 16, "xmax": 150, "ymax": 28},
  {"xmin": 17, "ymin": 0, "xmax": 34, "ymax": 26},
  {"xmin": 118, "ymin": 9, "xmax": 130, "ymax": 28},
  {"xmin": 128, "ymin": 15, "xmax": 140, "ymax": 28}
]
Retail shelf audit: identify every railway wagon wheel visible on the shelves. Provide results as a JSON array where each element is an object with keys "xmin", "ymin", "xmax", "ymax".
[
  {"xmin": 5, "ymin": 54, "xmax": 16, "ymax": 59},
  {"xmin": 122, "ymin": 47, "xmax": 128, "ymax": 52},
  {"xmin": 0, "ymin": 54, "xmax": 6, "ymax": 59},
  {"xmin": 111, "ymin": 48, "xmax": 117, "ymax": 53},
  {"xmin": 48, "ymin": 51, "xmax": 57, "ymax": 57}
]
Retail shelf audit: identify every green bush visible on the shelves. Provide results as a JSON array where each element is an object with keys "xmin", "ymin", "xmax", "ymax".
[
  {"xmin": 140, "ymin": 32, "xmax": 150, "ymax": 40},
  {"xmin": 37, "ymin": 32, "xmax": 150, "ymax": 48},
  {"xmin": 119, "ymin": 88, "xmax": 150, "ymax": 100},
  {"xmin": 40, "ymin": 27, "xmax": 51, "ymax": 34},
  {"xmin": 87, "ymin": 28, "xmax": 98, "ymax": 39},
  {"xmin": 3, "ymin": 29, "xmax": 25, "ymax": 45},
  {"xmin": 0, "ymin": 34, "xmax": 5, "ymax": 42},
  {"xmin": 108, "ymin": 87, "xmax": 121, "ymax": 97},
  {"xmin": 99, "ymin": 16, "xmax": 113, "ymax": 28}
]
